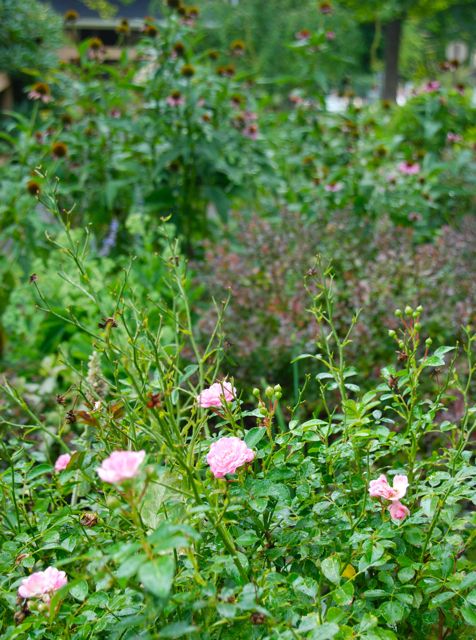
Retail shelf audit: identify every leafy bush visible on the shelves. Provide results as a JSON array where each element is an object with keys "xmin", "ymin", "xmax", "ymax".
[
  {"xmin": 195, "ymin": 210, "xmax": 476, "ymax": 386},
  {"xmin": 0, "ymin": 0, "xmax": 63, "ymax": 77},
  {"xmin": 1, "ymin": 199, "xmax": 475, "ymax": 638}
]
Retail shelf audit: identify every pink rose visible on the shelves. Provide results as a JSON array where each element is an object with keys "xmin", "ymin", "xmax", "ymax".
[
  {"xmin": 18, "ymin": 567, "xmax": 67, "ymax": 602},
  {"xmin": 369, "ymin": 474, "xmax": 408, "ymax": 501},
  {"xmin": 398, "ymin": 162, "xmax": 420, "ymax": 175},
  {"xmin": 96, "ymin": 450, "xmax": 146, "ymax": 484},
  {"xmin": 197, "ymin": 381, "xmax": 236, "ymax": 408},
  {"xmin": 388, "ymin": 500, "xmax": 410, "ymax": 521},
  {"xmin": 206, "ymin": 436, "xmax": 255, "ymax": 478},
  {"xmin": 54, "ymin": 453, "xmax": 72, "ymax": 472}
]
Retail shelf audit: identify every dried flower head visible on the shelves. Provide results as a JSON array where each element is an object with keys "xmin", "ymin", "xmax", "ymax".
[
  {"xmin": 217, "ymin": 64, "xmax": 235, "ymax": 77},
  {"xmin": 98, "ymin": 316, "xmax": 118, "ymax": 329},
  {"xmin": 116, "ymin": 19, "xmax": 130, "ymax": 35},
  {"xmin": 88, "ymin": 37, "xmax": 103, "ymax": 51},
  {"xmin": 319, "ymin": 2, "xmax": 332, "ymax": 14},
  {"xmin": 208, "ymin": 49, "xmax": 219, "ymax": 60},
  {"xmin": 61, "ymin": 113, "xmax": 73, "ymax": 126},
  {"xmin": 52, "ymin": 142, "xmax": 68, "ymax": 158},
  {"xmin": 64, "ymin": 9, "xmax": 79, "ymax": 22},
  {"xmin": 173, "ymin": 41, "xmax": 186, "ymax": 56},
  {"xmin": 187, "ymin": 5, "xmax": 199, "ymax": 18},
  {"xmin": 27, "ymin": 180, "xmax": 41, "ymax": 196},
  {"xmin": 230, "ymin": 39, "xmax": 245, "ymax": 55},
  {"xmin": 143, "ymin": 23, "xmax": 158, "ymax": 37},
  {"xmin": 80, "ymin": 512, "xmax": 98, "ymax": 527},
  {"xmin": 146, "ymin": 392, "xmax": 162, "ymax": 409},
  {"xmin": 181, "ymin": 64, "xmax": 195, "ymax": 77}
]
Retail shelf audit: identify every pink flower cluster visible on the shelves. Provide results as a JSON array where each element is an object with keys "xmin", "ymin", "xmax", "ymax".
[
  {"xmin": 369, "ymin": 474, "xmax": 410, "ymax": 521},
  {"xmin": 197, "ymin": 381, "xmax": 236, "ymax": 408},
  {"xmin": 18, "ymin": 567, "xmax": 67, "ymax": 602},
  {"xmin": 398, "ymin": 161, "xmax": 420, "ymax": 175},
  {"xmin": 96, "ymin": 450, "xmax": 146, "ymax": 484},
  {"xmin": 207, "ymin": 436, "xmax": 254, "ymax": 478}
]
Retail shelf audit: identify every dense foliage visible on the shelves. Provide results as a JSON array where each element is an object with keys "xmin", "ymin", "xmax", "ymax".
[{"xmin": 0, "ymin": 2, "xmax": 475, "ymax": 639}]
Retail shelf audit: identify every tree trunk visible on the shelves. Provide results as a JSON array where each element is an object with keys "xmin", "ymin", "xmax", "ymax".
[{"xmin": 381, "ymin": 18, "xmax": 403, "ymax": 102}]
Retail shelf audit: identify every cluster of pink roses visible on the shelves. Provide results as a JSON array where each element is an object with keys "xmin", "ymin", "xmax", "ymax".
[
  {"xmin": 369, "ymin": 474, "xmax": 410, "ymax": 521},
  {"xmin": 35, "ymin": 382, "xmax": 412, "ymax": 609},
  {"xmin": 197, "ymin": 381, "xmax": 254, "ymax": 478}
]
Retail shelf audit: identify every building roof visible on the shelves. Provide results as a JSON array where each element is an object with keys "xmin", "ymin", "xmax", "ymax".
[{"xmin": 40, "ymin": 0, "xmax": 157, "ymax": 20}]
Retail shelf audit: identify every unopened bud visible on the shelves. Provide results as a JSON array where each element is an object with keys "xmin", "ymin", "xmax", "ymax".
[
  {"xmin": 425, "ymin": 337, "xmax": 432, "ymax": 347},
  {"xmin": 252, "ymin": 388, "xmax": 260, "ymax": 398},
  {"xmin": 388, "ymin": 329, "xmax": 396, "ymax": 338},
  {"xmin": 145, "ymin": 464, "xmax": 156, "ymax": 479},
  {"xmin": 414, "ymin": 322, "xmax": 422, "ymax": 331},
  {"xmin": 395, "ymin": 308, "xmax": 402, "ymax": 317},
  {"xmin": 404, "ymin": 306, "xmax": 413, "ymax": 316},
  {"xmin": 273, "ymin": 384, "xmax": 282, "ymax": 393},
  {"xmin": 265, "ymin": 386, "xmax": 274, "ymax": 398}
]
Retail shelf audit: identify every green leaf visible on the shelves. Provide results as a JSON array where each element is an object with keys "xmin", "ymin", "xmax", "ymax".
[
  {"xmin": 359, "ymin": 613, "xmax": 378, "ymax": 631},
  {"xmin": 461, "ymin": 605, "xmax": 476, "ymax": 626},
  {"xmin": 245, "ymin": 427, "xmax": 266, "ymax": 448},
  {"xmin": 398, "ymin": 567, "xmax": 415, "ymax": 583},
  {"xmin": 333, "ymin": 581, "xmax": 354, "ymax": 606},
  {"xmin": 380, "ymin": 601, "xmax": 405, "ymax": 625},
  {"xmin": 430, "ymin": 591, "xmax": 456, "ymax": 608},
  {"xmin": 159, "ymin": 622, "xmax": 198, "ymax": 638},
  {"xmin": 321, "ymin": 556, "xmax": 341, "ymax": 585},
  {"xmin": 138, "ymin": 556, "xmax": 175, "ymax": 598},
  {"xmin": 70, "ymin": 580, "xmax": 88, "ymax": 602},
  {"xmin": 310, "ymin": 623, "xmax": 340, "ymax": 640}
]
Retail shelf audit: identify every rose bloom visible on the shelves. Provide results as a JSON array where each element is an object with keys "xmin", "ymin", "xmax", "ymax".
[
  {"xmin": 207, "ymin": 436, "xmax": 255, "ymax": 478},
  {"xmin": 197, "ymin": 381, "xmax": 236, "ymax": 408},
  {"xmin": 18, "ymin": 567, "xmax": 67, "ymax": 602},
  {"xmin": 54, "ymin": 453, "xmax": 72, "ymax": 472},
  {"xmin": 388, "ymin": 501, "xmax": 410, "ymax": 521},
  {"xmin": 398, "ymin": 161, "xmax": 420, "ymax": 175},
  {"xmin": 96, "ymin": 450, "xmax": 146, "ymax": 484},
  {"xmin": 369, "ymin": 474, "xmax": 408, "ymax": 501}
]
